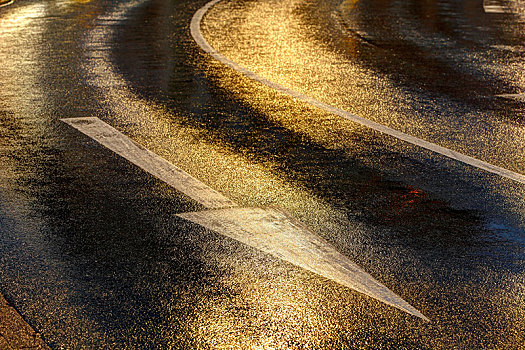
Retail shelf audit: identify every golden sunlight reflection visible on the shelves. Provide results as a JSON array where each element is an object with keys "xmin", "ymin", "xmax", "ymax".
[
  {"xmin": 0, "ymin": 3, "xmax": 46, "ymax": 32},
  {"xmin": 0, "ymin": 0, "xmax": 522, "ymax": 346},
  {"xmin": 339, "ymin": 0, "xmax": 360, "ymax": 12},
  {"xmin": 82, "ymin": 2, "xmax": 435, "ymax": 346},
  {"xmin": 199, "ymin": 0, "xmax": 525, "ymax": 223},
  {"xmin": 187, "ymin": 2, "xmax": 525, "ymax": 345},
  {"xmin": 83, "ymin": 0, "xmax": 359, "ymax": 239},
  {"xmin": 201, "ymin": 0, "xmax": 525, "ymax": 177},
  {"xmin": 0, "ymin": 3, "xmax": 47, "ymax": 27},
  {"xmin": 0, "ymin": 3, "xmax": 47, "ymax": 118},
  {"xmin": 0, "ymin": 1, "xmax": 104, "ymax": 339},
  {"xmin": 76, "ymin": 0, "xmax": 525, "ymax": 346}
]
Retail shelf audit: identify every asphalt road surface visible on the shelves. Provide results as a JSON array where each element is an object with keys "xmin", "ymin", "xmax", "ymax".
[{"xmin": 0, "ymin": 0, "xmax": 524, "ymax": 348}]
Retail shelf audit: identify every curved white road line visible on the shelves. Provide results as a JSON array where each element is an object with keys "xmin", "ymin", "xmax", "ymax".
[
  {"xmin": 191, "ymin": 0, "xmax": 525, "ymax": 185},
  {"xmin": 0, "ymin": 0, "xmax": 14, "ymax": 8}
]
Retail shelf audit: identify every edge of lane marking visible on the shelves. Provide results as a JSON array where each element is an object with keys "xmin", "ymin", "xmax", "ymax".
[
  {"xmin": 61, "ymin": 117, "xmax": 237, "ymax": 209},
  {"xmin": 62, "ymin": 117, "xmax": 429, "ymax": 321},
  {"xmin": 497, "ymin": 93, "xmax": 525, "ymax": 102},
  {"xmin": 0, "ymin": 0, "xmax": 14, "ymax": 8},
  {"xmin": 0, "ymin": 294, "xmax": 50, "ymax": 349},
  {"xmin": 191, "ymin": 0, "xmax": 525, "ymax": 185},
  {"xmin": 483, "ymin": 0, "xmax": 506, "ymax": 13}
]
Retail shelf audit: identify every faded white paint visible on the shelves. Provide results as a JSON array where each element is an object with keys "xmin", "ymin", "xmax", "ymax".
[
  {"xmin": 483, "ymin": 0, "xmax": 506, "ymax": 13},
  {"xmin": 497, "ymin": 93, "xmax": 525, "ymax": 102},
  {"xmin": 61, "ymin": 117, "xmax": 236, "ymax": 209},
  {"xmin": 179, "ymin": 206, "xmax": 429, "ymax": 321}
]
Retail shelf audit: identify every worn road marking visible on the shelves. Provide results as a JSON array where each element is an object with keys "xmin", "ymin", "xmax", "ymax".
[
  {"xmin": 63, "ymin": 117, "xmax": 428, "ymax": 321},
  {"xmin": 61, "ymin": 117, "xmax": 236, "ymax": 209},
  {"xmin": 179, "ymin": 207, "xmax": 429, "ymax": 321},
  {"xmin": 483, "ymin": 0, "xmax": 506, "ymax": 13},
  {"xmin": 191, "ymin": 0, "xmax": 525, "ymax": 185},
  {"xmin": 497, "ymin": 93, "xmax": 525, "ymax": 102},
  {"xmin": 0, "ymin": 0, "xmax": 14, "ymax": 8}
]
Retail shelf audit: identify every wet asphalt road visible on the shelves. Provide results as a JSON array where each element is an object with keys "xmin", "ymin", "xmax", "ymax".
[{"xmin": 0, "ymin": 0, "xmax": 524, "ymax": 348}]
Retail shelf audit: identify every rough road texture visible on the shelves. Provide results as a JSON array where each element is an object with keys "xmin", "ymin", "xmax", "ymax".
[{"xmin": 0, "ymin": 294, "xmax": 49, "ymax": 349}]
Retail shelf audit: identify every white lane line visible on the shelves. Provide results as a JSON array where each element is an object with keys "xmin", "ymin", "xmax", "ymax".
[
  {"xmin": 497, "ymin": 93, "xmax": 525, "ymax": 102},
  {"xmin": 483, "ymin": 0, "xmax": 506, "ymax": 13},
  {"xmin": 0, "ymin": 0, "xmax": 14, "ymax": 8},
  {"xmin": 63, "ymin": 117, "xmax": 428, "ymax": 320},
  {"xmin": 61, "ymin": 117, "xmax": 237, "ymax": 209},
  {"xmin": 191, "ymin": 0, "xmax": 525, "ymax": 185},
  {"xmin": 179, "ymin": 207, "xmax": 429, "ymax": 321}
]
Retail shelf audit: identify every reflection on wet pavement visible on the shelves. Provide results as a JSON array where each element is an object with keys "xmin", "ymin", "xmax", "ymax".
[{"xmin": 0, "ymin": 0, "xmax": 523, "ymax": 348}]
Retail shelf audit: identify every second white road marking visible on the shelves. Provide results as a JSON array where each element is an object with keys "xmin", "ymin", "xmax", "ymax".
[
  {"xmin": 483, "ymin": 0, "xmax": 506, "ymax": 13},
  {"xmin": 179, "ymin": 207, "xmax": 429, "ymax": 321},
  {"xmin": 62, "ymin": 117, "xmax": 429, "ymax": 321}
]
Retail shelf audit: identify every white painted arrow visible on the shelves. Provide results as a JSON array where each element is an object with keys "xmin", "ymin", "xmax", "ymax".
[
  {"xmin": 178, "ymin": 206, "xmax": 429, "ymax": 321},
  {"xmin": 62, "ymin": 117, "xmax": 428, "ymax": 321}
]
